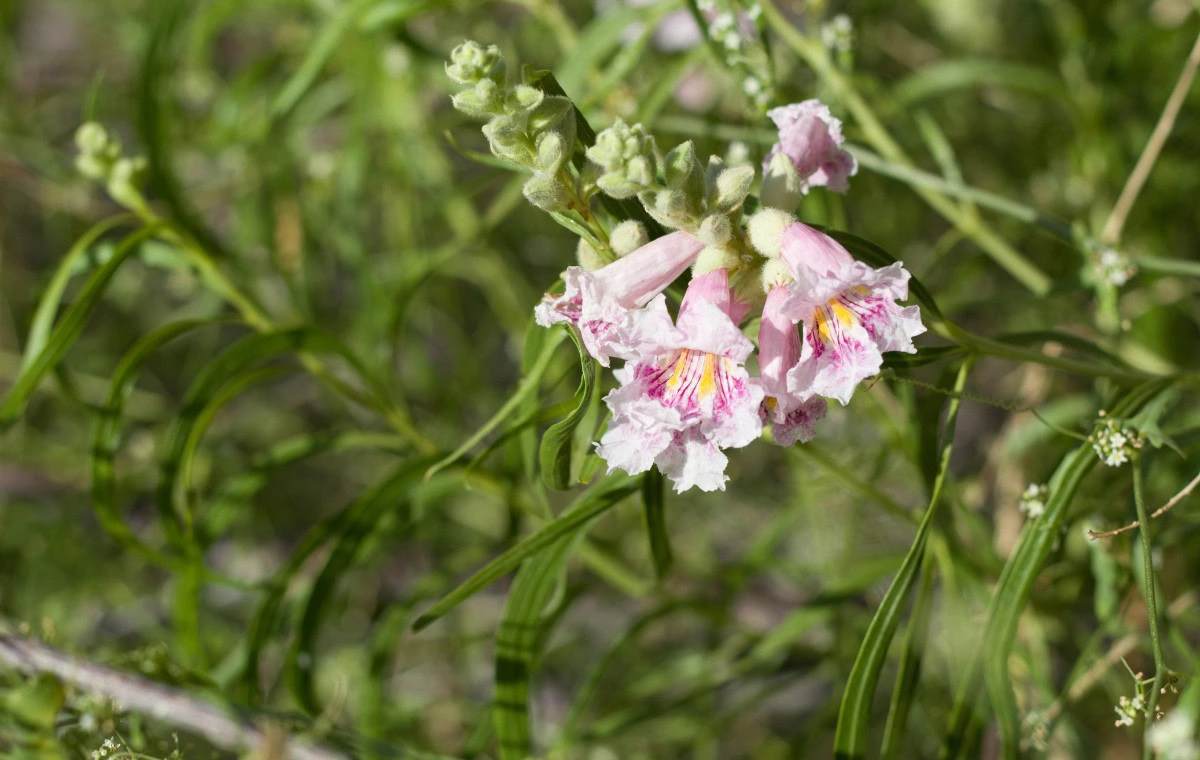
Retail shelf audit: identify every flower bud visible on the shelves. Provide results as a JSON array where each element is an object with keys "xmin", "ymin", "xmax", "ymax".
[
  {"xmin": 609, "ymin": 220, "xmax": 648, "ymax": 257},
  {"xmin": 522, "ymin": 172, "xmax": 568, "ymax": 211},
  {"xmin": 712, "ymin": 165, "xmax": 755, "ymax": 213},
  {"xmin": 747, "ymin": 209, "xmax": 795, "ymax": 258},
  {"xmin": 576, "ymin": 238, "xmax": 607, "ymax": 270},
  {"xmin": 106, "ymin": 156, "xmax": 147, "ymax": 209},
  {"xmin": 587, "ymin": 120, "xmax": 655, "ymax": 172},
  {"xmin": 451, "ymin": 78, "xmax": 505, "ymax": 118},
  {"xmin": 760, "ymin": 152, "xmax": 803, "ymax": 211},
  {"xmin": 697, "ymin": 214, "xmax": 732, "ymax": 247},
  {"xmin": 445, "ymin": 41, "xmax": 505, "ymax": 86},
  {"xmin": 694, "ymin": 245, "xmax": 739, "ymax": 274},
  {"xmin": 760, "ymin": 258, "xmax": 793, "ymax": 290},
  {"xmin": 506, "ymin": 84, "xmax": 545, "ymax": 113},
  {"xmin": 482, "ymin": 113, "xmax": 533, "ymax": 165},
  {"xmin": 535, "ymin": 131, "xmax": 568, "ymax": 173}
]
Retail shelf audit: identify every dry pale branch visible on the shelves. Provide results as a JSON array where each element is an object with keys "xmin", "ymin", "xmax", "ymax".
[
  {"xmin": 1088, "ymin": 469, "xmax": 1200, "ymax": 540},
  {"xmin": 0, "ymin": 634, "xmax": 345, "ymax": 760}
]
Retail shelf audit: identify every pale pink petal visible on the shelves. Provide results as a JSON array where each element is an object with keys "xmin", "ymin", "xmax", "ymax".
[
  {"xmin": 655, "ymin": 429, "xmax": 730, "ymax": 492},
  {"xmin": 765, "ymin": 396, "xmax": 827, "ymax": 446},
  {"xmin": 756, "ymin": 285, "xmax": 798, "ymax": 399},
  {"xmin": 780, "ymin": 222, "xmax": 855, "ymax": 278},
  {"xmin": 765, "ymin": 100, "xmax": 857, "ymax": 194}
]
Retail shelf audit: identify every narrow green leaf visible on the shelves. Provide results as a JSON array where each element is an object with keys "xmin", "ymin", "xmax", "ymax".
[
  {"xmin": 641, "ymin": 469, "xmax": 672, "ymax": 580},
  {"xmin": 540, "ymin": 329, "xmax": 597, "ymax": 490},
  {"xmin": 20, "ymin": 215, "xmax": 135, "ymax": 372},
  {"xmin": 287, "ymin": 459, "xmax": 427, "ymax": 714},
  {"xmin": 894, "ymin": 58, "xmax": 1063, "ymax": 106},
  {"xmin": 92, "ymin": 318, "xmax": 226, "ymax": 568},
  {"xmin": 834, "ymin": 359, "xmax": 970, "ymax": 758},
  {"xmin": 425, "ymin": 327, "xmax": 566, "ymax": 481},
  {"xmin": 880, "ymin": 556, "xmax": 936, "ymax": 758},
  {"xmin": 493, "ymin": 516, "xmax": 593, "ymax": 758},
  {"xmin": 271, "ymin": 0, "xmax": 376, "ymax": 121},
  {"xmin": 411, "ymin": 475, "xmax": 637, "ymax": 631},
  {"xmin": 1, "ymin": 226, "xmax": 158, "ymax": 430}
]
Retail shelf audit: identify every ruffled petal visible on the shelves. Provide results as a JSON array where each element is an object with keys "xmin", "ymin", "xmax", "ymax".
[
  {"xmin": 655, "ymin": 429, "xmax": 730, "ymax": 493},
  {"xmin": 763, "ymin": 396, "xmax": 827, "ymax": 446},
  {"xmin": 765, "ymin": 100, "xmax": 857, "ymax": 194}
]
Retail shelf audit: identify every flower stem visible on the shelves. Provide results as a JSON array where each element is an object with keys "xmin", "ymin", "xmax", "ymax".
[{"xmin": 1133, "ymin": 459, "xmax": 1165, "ymax": 757}]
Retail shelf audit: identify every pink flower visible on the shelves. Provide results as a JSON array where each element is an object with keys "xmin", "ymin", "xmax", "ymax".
[
  {"xmin": 535, "ymin": 231, "xmax": 703, "ymax": 365},
  {"xmin": 596, "ymin": 269, "xmax": 764, "ymax": 492},
  {"xmin": 779, "ymin": 223, "xmax": 925, "ymax": 405},
  {"xmin": 757, "ymin": 284, "xmax": 828, "ymax": 445},
  {"xmin": 765, "ymin": 100, "xmax": 857, "ymax": 194}
]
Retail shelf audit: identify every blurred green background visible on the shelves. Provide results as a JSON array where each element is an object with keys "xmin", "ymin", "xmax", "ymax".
[{"xmin": 2, "ymin": 0, "xmax": 1200, "ymax": 757}]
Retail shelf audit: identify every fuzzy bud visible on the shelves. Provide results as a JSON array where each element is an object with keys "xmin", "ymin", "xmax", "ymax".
[
  {"xmin": 760, "ymin": 258, "xmax": 794, "ymax": 290},
  {"xmin": 446, "ymin": 41, "xmax": 505, "ymax": 86},
  {"xmin": 506, "ymin": 84, "xmax": 545, "ymax": 113},
  {"xmin": 694, "ymin": 245, "xmax": 740, "ymax": 274},
  {"xmin": 760, "ymin": 152, "xmax": 803, "ymax": 211},
  {"xmin": 74, "ymin": 122, "xmax": 121, "ymax": 180},
  {"xmin": 588, "ymin": 120, "xmax": 657, "ymax": 199},
  {"xmin": 747, "ymin": 209, "xmax": 795, "ymax": 259},
  {"xmin": 535, "ymin": 131, "xmax": 568, "ymax": 173},
  {"xmin": 712, "ymin": 165, "xmax": 755, "ymax": 213},
  {"xmin": 482, "ymin": 113, "xmax": 533, "ymax": 165},
  {"xmin": 576, "ymin": 238, "xmax": 606, "ymax": 271},
  {"xmin": 609, "ymin": 220, "xmax": 648, "ymax": 257},
  {"xmin": 452, "ymin": 78, "xmax": 505, "ymax": 118},
  {"xmin": 106, "ymin": 156, "xmax": 147, "ymax": 209},
  {"xmin": 697, "ymin": 214, "xmax": 732, "ymax": 247},
  {"xmin": 522, "ymin": 172, "xmax": 568, "ymax": 211}
]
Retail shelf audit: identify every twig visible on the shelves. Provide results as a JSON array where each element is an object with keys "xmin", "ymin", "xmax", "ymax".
[
  {"xmin": 1088, "ymin": 469, "xmax": 1200, "ymax": 539},
  {"xmin": 0, "ymin": 634, "xmax": 345, "ymax": 760},
  {"xmin": 1102, "ymin": 30, "xmax": 1200, "ymax": 245}
]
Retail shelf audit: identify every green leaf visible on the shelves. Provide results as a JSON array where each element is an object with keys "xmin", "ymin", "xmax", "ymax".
[
  {"xmin": 3, "ymin": 674, "xmax": 64, "ymax": 730},
  {"xmin": 833, "ymin": 359, "xmax": 970, "ymax": 758},
  {"xmin": 894, "ymin": 58, "xmax": 1063, "ymax": 106},
  {"xmin": 640, "ymin": 469, "xmax": 672, "ymax": 581},
  {"xmin": 1, "ymin": 226, "xmax": 158, "ymax": 431},
  {"xmin": 493, "ymin": 513, "xmax": 594, "ymax": 759},
  {"xmin": 92, "ymin": 318, "xmax": 226, "ymax": 568},
  {"xmin": 287, "ymin": 459, "xmax": 428, "ymax": 714},
  {"xmin": 271, "ymin": 0, "xmax": 377, "ymax": 121},
  {"xmin": 539, "ymin": 328, "xmax": 597, "ymax": 490},
  {"xmin": 425, "ymin": 327, "xmax": 567, "ymax": 481},
  {"xmin": 20, "ymin": 215, "xmax": 134, "ymax": 373},
  {"xmin": 880, "ymin": 557, "xmax": 936, "ymax": 758},
  {"xmin": 411, "ymin": 475, "xmax": 638, "ymax": 631},
  {"xmin": 555, "ymin": 2, "xmax": 661, "ymax": 95}
]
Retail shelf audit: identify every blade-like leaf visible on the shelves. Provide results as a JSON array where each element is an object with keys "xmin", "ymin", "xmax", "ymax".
[
  {"xmin": 412, "ymin": 475, "xmax": 638, "ymax": 631},
  {"xmin": 540, "ymin": 328, "xmax": 597, "ymax": 490},
  {"xmin": 640, "ymin": 469, "xmax": 672, "ymax": 580},
  {"xmin": 834, "ymin": 359, "xmax": 970, "ymax": 758}
]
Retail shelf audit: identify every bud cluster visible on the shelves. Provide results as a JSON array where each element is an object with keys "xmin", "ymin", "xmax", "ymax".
[
  {"xmin": 447, "ymin": 42, "xmax": 577, "ymax": 212},
  {"xmin": 74, "ymin": 122, "xmax": 148, "ymax": 210},
  {"xmin": 1090, "ymin": 413, "xmax": 1145, "ymax": 467},
  {"xmin": 1018, "ymin": 483, "xmax": 1048, "ymax": 518}
]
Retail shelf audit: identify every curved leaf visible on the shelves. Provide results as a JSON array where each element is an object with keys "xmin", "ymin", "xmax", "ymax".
[{"xmin": 539, "ymin": 328, "xmax": 597, "ymax": 490}]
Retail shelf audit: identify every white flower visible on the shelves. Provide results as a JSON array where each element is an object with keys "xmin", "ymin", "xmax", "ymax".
[
  {"xmin": 1091, "ymin": 417, "xmax": 1144, "ymax": 468},
  {"xmin": 1019, "ymin": 483, "xmax": 1048, "ymax": 518}
]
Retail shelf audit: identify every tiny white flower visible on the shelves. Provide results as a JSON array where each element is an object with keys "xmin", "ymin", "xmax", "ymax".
[{"xmin": 1019, "ymin": 483, "xmax": 1048, "ymax": 518}]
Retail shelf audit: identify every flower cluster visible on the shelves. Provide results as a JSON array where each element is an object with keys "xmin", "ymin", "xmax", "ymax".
[
  {"xmin": 1090, "ymin": 413, "xmax": 1145, "ymax": 467},
  {"xmin": 1148, "ymin": 711, "xmax": 1200, "ymax": 760},
  {"xmin": 91, "ymin": 737, "xmax": 121, "ymax": 759},
  {"xmin": 1019, "ymin": 483, "xmax": 1048, "ymax": 518},
  {"xmin": 533, "ymin": 111, "xmax": 922, "ymax": 491},
  {"xmin": 447, "ymin": 43, "xmax": 925, "ymax": 492},
  {"xmin": 1114, "ymin": 692, "xmax": 1145, "ymax": 727}
]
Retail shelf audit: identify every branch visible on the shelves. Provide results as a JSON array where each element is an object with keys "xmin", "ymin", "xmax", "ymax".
[
  {"xmin": 0, "ymin": 634, "xmax": 345, "ymax": 760},
  {"xmin": 1087, "ymin": 469, "xmax": 1200, "ymax": 540}
]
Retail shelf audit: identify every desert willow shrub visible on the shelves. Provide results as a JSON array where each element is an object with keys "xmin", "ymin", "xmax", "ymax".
[{"xmin": 4, "ymin": 4, "xmax": 1200, "ymax": 759}]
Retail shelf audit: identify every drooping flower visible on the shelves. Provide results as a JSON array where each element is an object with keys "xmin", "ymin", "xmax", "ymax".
[
  {"xmin": 535, "ymin": 230, "xmax": 703, "ymax": 365},
  {"xmin": 778, "ymin": 222, "xmax": 925, "ymax": 405},
  {"xmin": 596, "ymin": 268, "xmax": 763, "ymax": 492},
  {"xmin": 765, "ymin": 100, "xmax": 857, "ymax": 194},
  {"xmin": 757, "ymin": 283, "xmax": 827, "ymax": 445}
]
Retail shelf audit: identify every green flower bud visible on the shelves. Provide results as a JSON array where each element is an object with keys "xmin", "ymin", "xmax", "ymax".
[
  {"xmin": 694, "ymin": 245, "xmax": 739, "ymax": 274},
  {"xmin": 609, "ymin": 220, "xmax": 648, "ymax": 256},
  {"xmin": 445, "ymin": 41, "xmax": 505, "ymax": 86},
  {"xmin": 483, "ymin": 113, "xmax": 534, "ymax": 165},
  {"xmin": 642, "ymin": 187, "xmax": 692, "ymax": 230},
  {"xmin": 760, "ymin": 152, "xmax": 803, "ymax": 211},
  {"xmin": 711, "ymin": 165, "xmax": 755, "ymax": 214},
  {"xmin": 535, "ymin": 131, "xmax": 568, "ymax": 173},
  {"xmin": 576, "ymin": 237, "xmax": 607, "ymax": 270},
  {"xmin": 451, "ymin": 78, "xmax": 504, "ymax": 118},
  {"xmin": 587, "ymin": 120, "xmax": 655, "ymax": 174},
  {"xmin": 760, "ymin": 258, "xmax": 793, "ymax": 290},
  {"xmin": 106, "ymin": 156, "xmax": 148, "ymax": 209},
  {"xmin": 697, "ymin": 214, "xmax": 732, "ymax": 247},
  {"xmin": 74, "ymin": 122, "xmax": 121, "ymax": 180},
  {"xmin": 663, "ymin": 142, "xmax": 705, "ymax": 218},
  {"xmin": 747, "ymin": 209, "xmax": 795, "ymax": 259},
  {"xmin": 522, "ymin": 171, "xmax": 568, "ymax": 211},
  {"xmin": 528, "ymin": 96, "xmax": 573, "ymax": 134},
  {"xmin": 506, "ymin": 84, "xmax": 545, "ymax": 113}
]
